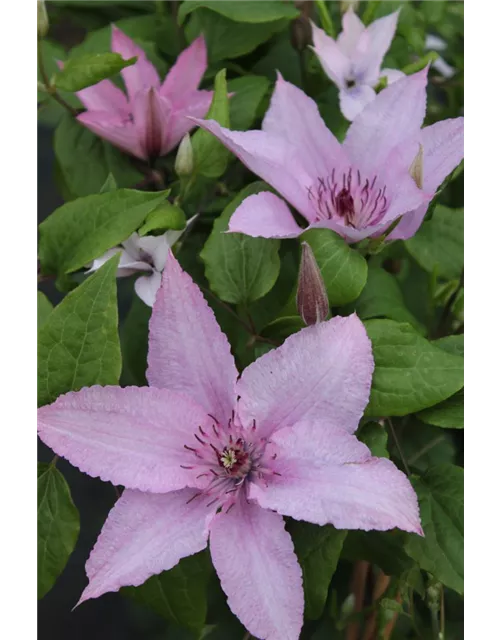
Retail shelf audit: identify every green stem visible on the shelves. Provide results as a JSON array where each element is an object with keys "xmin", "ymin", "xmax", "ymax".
[
  {"xmin": 402, "ymin": 51, "xmax": 440, "ymax": 76},
  {"xmin": 155, "ymin": 0, "xmax": 166, "ymax": 16},
  {"xmin": 37, "ymin": 38, "xmax": 78, "ymax": 117},
  {"xmin": 439, "ymin": 585, "xmax": 445, "ymax": 639},
  {"xmin": 387, "ymin": 418, "xmax": 411, "ymax": 477}
]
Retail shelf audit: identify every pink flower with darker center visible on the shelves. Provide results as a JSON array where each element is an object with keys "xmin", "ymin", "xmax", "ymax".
[
  {"xmin": 75, "ymin": 28, "xmax": 213, "ymax": 160},
  {"xmin": 191, "ymin": 69, "xmax": 463, "ymax": 243},
  {"xmin": 38, "ymin": 253, "xmax": 422, "ymax": 640}
]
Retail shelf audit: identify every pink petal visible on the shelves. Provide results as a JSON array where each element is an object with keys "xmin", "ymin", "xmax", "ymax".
[
  {"xmin": 388, "ymin": 116, "xmax": 464, "ymax": 240},
  {"xmin": 165, "ymin": 90, "xmax": 213, "ymax": 153},
  {"xmin": 337, "ymin": 8, "xmax": 365, "ymax": 56},
  {"xmin": 209, "ymin": 499, "xmax": 303, "ymax": 640},
  {"xmin": 147, "ymin": 252, "xmax": 238, "ymax": 424},
  {"xmin": 381, "ymin": 67, "xmax": 406, "ymax": 84},
  {"xmin": 359, "ymin": 9, "xmax": 400, "ymax": 83},
  {"xmin": 76, "ymin": 78, "xmax": 129, "ymax": 113},
  {"xmin": 250, "ymin": 421, "xmax": 422, "ymax": 534},
  {"xmin": 262, "ymin": 74, "xmax": 347, "ymax": 178},
  {"xmin": 339, "ymin": 84, "xmax": 377, "ymax": 121},
  {"xmin": 189, "ymin": 118, "xmax": 316, "ymax": 220},
  {"xmin": 76, "ymin": 110, "xmax": 144, "ymax": 159},
  {"xmin": 343, "ymin": 68, "xmax": 428, "ymax": 171},
  {"xmin": 131, "ymin": 88, "xmax": 172, "ymax": 158},
  {"xmin": 111, "ymin": 24, "xmax": 160, "ymax": 97},
  {"xmin": 161, "ymin": 35, "xmax": 207, "ymax": 100},
  {"xmin": 37, "ymin": 386, "xmax": 210, "ymax": 493},
  {"xmin": 236, "ymin": 314, "xmax": 374, "ymax": 438},
  {"xmin": 310, "ymin": 21, "xmax": 350, "ymax": 87},
  {"xmin": 79, "ymin": 488, "xmax": 214, "ymax": 603},
  {"xmin": 228, "ymin": 192, "xmax": 303, "ymax": 239}
]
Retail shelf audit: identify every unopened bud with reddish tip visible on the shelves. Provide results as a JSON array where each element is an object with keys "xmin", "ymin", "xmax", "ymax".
[
  {"xmin": 296, "ymin": 241, "xmax": 329, "ymax": 326},
  {"xmin": 175, "ymin": 133, "xmax": 194, "ymax": 178},
  {"xmin": 38, "ymin": 1, "xmax": 49, "ymax": 38}
]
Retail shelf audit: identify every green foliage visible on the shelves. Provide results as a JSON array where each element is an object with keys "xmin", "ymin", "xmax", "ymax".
[
  {"xmin": 37, "ymin": 292, "xmax": 53, "ymax": 330},
  {"xmin": 55, "ymin": 52, "xmax": 137, "ymax": 92},
  {"xmin": 138, "ymin": 202, "xmax": 186, "ymax": 236},
  {"xmin": 178, "ymin": 1, "xmax": 299, "ymax": 24},
  {"xmin": 227, "ymin": 76, "xmax": 270, "ymax": 130}
]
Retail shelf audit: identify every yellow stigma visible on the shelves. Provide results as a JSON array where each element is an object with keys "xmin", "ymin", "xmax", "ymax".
[{"xmin": 220, "ymin": 448, "xmax": 237, "ymax": 469}]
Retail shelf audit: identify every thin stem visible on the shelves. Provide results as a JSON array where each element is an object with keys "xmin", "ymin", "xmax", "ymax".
[
  {"xmin": 346, "ymin": 560, "xmax": 370, "ymax": 640},
  {"xmin": 435, "ymin": 270, "xmax": 464, "ymax": 338},
  {"xmin": 242, "ymin": 633, "xmax": 252, "ymax": 640},
  {"xmin": 362, "ymin": 571, "xmax": 391, "ymax": 640},
  {"xmin": 314, "ymin": 0, "xmax": 335, "ymax": 37},
  {"xmin": 387, "ymin": 418, "xmax": 411, "ymax": 477},
  {"xmin": 408, "ymin": 435, "xmax": 445, "ymax": 466},
  {"xmin": 439, "ymin": 585, "xmax": 445, "ymax": 639},
  {"xmin": 402, "ymin": 51, "xmax": 440, "ymax": 76},
  {"xmin": 37, "ymin": 37, "xmax": 78, "ymax": 117},
  {"xmin": 50, "ymin": 455, "xmax": 59, "ymax": 467}
]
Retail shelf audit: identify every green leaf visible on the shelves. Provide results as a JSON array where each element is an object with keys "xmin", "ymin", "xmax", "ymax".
[
  {"xmin": 179, "ymin": 0, "xmax": 299, "ymax": 24},
  {"xmin": 201, "ymin": 183, "xmax": 281, "ymax": 304},
  {"xmin": 418, "ymin": 389, "xmax": 464, "ymax": 429},
  {"xmin": 39, "ymin": 189, "xmax": 169, "ymax": 277},
  {"xmin": 357, "ymin": 421, "xmax": 389, "ymax": 458},
  {"xmin": 123, "ymin": 551, "xmax": 211, "ymax": 634},
  {"xmin": 261, "ymin": 316, "xmax": 306, "ymax": 342},
  {"xmin": 192, "ymin": 69, "xmax": 230, "ymax": 179},
  {"xmin": 38, "ymin": 463, "xmax": 80, "ymax": 599},
  {"xmin": 342, "ymin": 530, "xmax": 414, "ymax": 578},
  {"xmin": 38, "ymin": 292, "xmax": 54, "ymax": 330},
  {"xmin": 55, "ymin": 52, "xmax": 137, "ymax": 92},
  {"xmin": 37, "ymin": 255, "xmax": 121, "ymax": 407},
  {"xmin": 288, "ymin": 521, "xmax": 346, "ymax": 620},
  {"xmin": 120, "ymin": 295, "xmax": 151, "ymax": 386},
  {"xmin": 346, "ymin": 265, "xmax": 424, "ymax": 333},
  {"xmin": 364, "ymin": 320, "xmax": 464, "ymax": 417},
  {"xmin": 301, "ymin": 229, "xmax": 368, "ymax": 306},
  {"xmin": 227, "ymin": 75, "xmax": 270, "ymax": 130},
  {"xmin": 54, "ymin": 114, "xmax": 142, "ymax": 198},
  {"xmin": 433, "ymin": 334, "xmax": 464, "ymax": 357},
  {"xmin": 186, "ymin": 9, "xmax": 288, "ymax": 61},
  {"xmin": 398, "ymin": 420, "xmax": 456, "ymax": 474},
  {"xmin": 405, "ymin": 464, "xmax": 464, "ymax": 594},
  {"xmin": 138, "ymin": 202, "xmax": 186, "ymax": 236},
  {"xmin": 405, "ymin": 206, "xmax": 464, "ymax": 280}
]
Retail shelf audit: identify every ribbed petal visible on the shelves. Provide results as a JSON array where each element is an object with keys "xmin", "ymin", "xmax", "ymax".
[
  {"xmin": 132, "ymin": 88, "xmax": 172, "ymax": 159},
  {"xmin": 228, "ymin": 192, "xmax": 303, "ymax": 239},
  {"xmin": 77, "ymin": 110, "xmax": 144, "ymax": 159},
  {"xmin": 161, "ymin": 35, "xmax": 208, "ymax": 100},
  {"xmin": 310, "ymin": 20, "xmax": 350, "ymax": 88},
  {"xmin": 339, "ymin": 84, "xmax": 377, "ymax": 121},
  {"xmin": 111, "ymin": 24, "xmax": 160, "ymax": 97},
  {"xmin": 76, "ymin": 78, "xmax": 129, "ymax": 113}
]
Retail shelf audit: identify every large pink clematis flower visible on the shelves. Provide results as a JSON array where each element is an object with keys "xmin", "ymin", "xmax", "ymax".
[
  {"xmin": 311, "ymin": 8, "xmax": 404, "ymax": 120},
  {"xmin": 75, "ymin": 28, "xmax": 213, "ymax": 160},
  {"xmin": 38, "ymin": 253, "xmax": 422, "ymax": 640},
  {"xmin": 192, "ymin": 69, "xmax": 463, "ymax": 243}
]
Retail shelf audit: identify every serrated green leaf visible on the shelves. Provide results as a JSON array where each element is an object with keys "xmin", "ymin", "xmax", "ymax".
[
  {"xmin": 178, "ymin": 0, "xmax": 299, "ymax": 24},
  {"xmin": 288, "ymin": 521, "xmax": 346, "ymax": 620},
  {"xmin": 405, "ymin": 464, "xmax": 464, "ymax": 594},
  {"xmin": 54, "ymin": 114, "xmax": 142, "ymax": 198},
  {"xmin": 39, "ymin": 188, "xmax": 168, "ymax": 276},
  {"xmin": 55, "ymin": 52, "xmax": 136, "ymax": 92},
  {"xmin": 364, "ymin": 320, "xmax": 464, "ymax": 417},
  {"xmin": 37, "ymin": 255, "xmax": 121, "ymax": 407},
  {"xmin": 123, "ymin": 551, "xmax": 211, "ymax": 634},
  {"xmin": 192, "ymin": 69, "xmax": 230, "ymax": 179},
  {"xmin": 201, "ymin": 182, "xmax": 280, "ymax": 304},
  {"xmin": 301, "ymin": 229, "xmax": 367, "ymax": 306},
  {"xmin": 38, "ymin": 463, "xmax": 80, "ymax": 599},
  {"xmin": 405, "ymin": 206, "xmax": 464, "ymax": 280},
  {"xmin": 37, "ymin": 292, "xmax": 54, "ymax": 330}
]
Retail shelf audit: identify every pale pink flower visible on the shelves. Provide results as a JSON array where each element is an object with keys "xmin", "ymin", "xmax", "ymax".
[
  {"xmin": 311, "ymin": 8, "xmax": 404, "ymax": 120},
  {"xmin": 75, "ymin": 28, "xmax": 213, "ymax": 160},
  {"xmin": 192, "ymin": 70, "xmax": 463, "ymax": 243},
  {"xmin": 38, "ymin": 254, "xmax": 421, "ymax": 640}
]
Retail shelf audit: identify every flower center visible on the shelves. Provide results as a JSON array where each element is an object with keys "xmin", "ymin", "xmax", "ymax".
[
  {"xmin": 181, "ymin": 414, "xmax": 279, "ymax": 511},
  {"xmin": 308, "ymin": 168, "xmax": 389, "ymax": 229}
]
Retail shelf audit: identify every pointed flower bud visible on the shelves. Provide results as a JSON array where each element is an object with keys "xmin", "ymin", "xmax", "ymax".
[
  {"xmin": 409, "ymin": 144, "xmax": 424, "ymax": 189},
  {"xmin": 296, "ymin": 241, "xmax": 329, "ymax": 326},
  {"xmin": 37, "ymin": 1, "xmax": 49, "ymax": 38},
  {"xmin": 175, "ymin": 133, "xmax": 194, "ymax": 178}
]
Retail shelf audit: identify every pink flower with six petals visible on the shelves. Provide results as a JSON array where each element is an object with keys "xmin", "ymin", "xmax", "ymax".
[
  {"xmin": 75, "ymin": 28, "xmax": 213, "ymax": 160},
  {"xmin": 191, "ymin": 69, "xmax": 463, "ymax": 243},
  {"xmin": 38, "ymin": 253, "xmax": 422, "ymax": 640}
]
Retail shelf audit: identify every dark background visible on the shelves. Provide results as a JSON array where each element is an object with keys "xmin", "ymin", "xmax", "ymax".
[{"xmin": 38, "ymin": 125, "xmax": 169, "ymax": 639}]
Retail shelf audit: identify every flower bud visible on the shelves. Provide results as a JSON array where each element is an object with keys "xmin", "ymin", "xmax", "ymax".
[
  {"xmin": 409, "ymin": 144, "xmax": 424, "ymax": 189},
  {"xmin": 37, "ymin": 1, "xmax": 49, "ymax": 38},
  {"xmin": 296, "ymin": 241, "xmax": 329, "ymax": 326},
  {"xmin": 175, "ymin": 133, "xmax": 194, "ymax": 178}
]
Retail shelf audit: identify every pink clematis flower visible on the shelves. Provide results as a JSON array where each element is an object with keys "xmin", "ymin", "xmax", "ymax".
[
  {"xmin": 311, "ymin": 8, "xmax": 404, "ymax": 120},
  {"xmin": 191, "ymin": 69, "xmax": 463, "ymax": 243},
  {"xmin": 75, "ymin": 28, "xmax": 213, "ymax": 160},
  {"xmin": 38, "ymin": 253, "xmax": 422, "ymax": 640}
]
